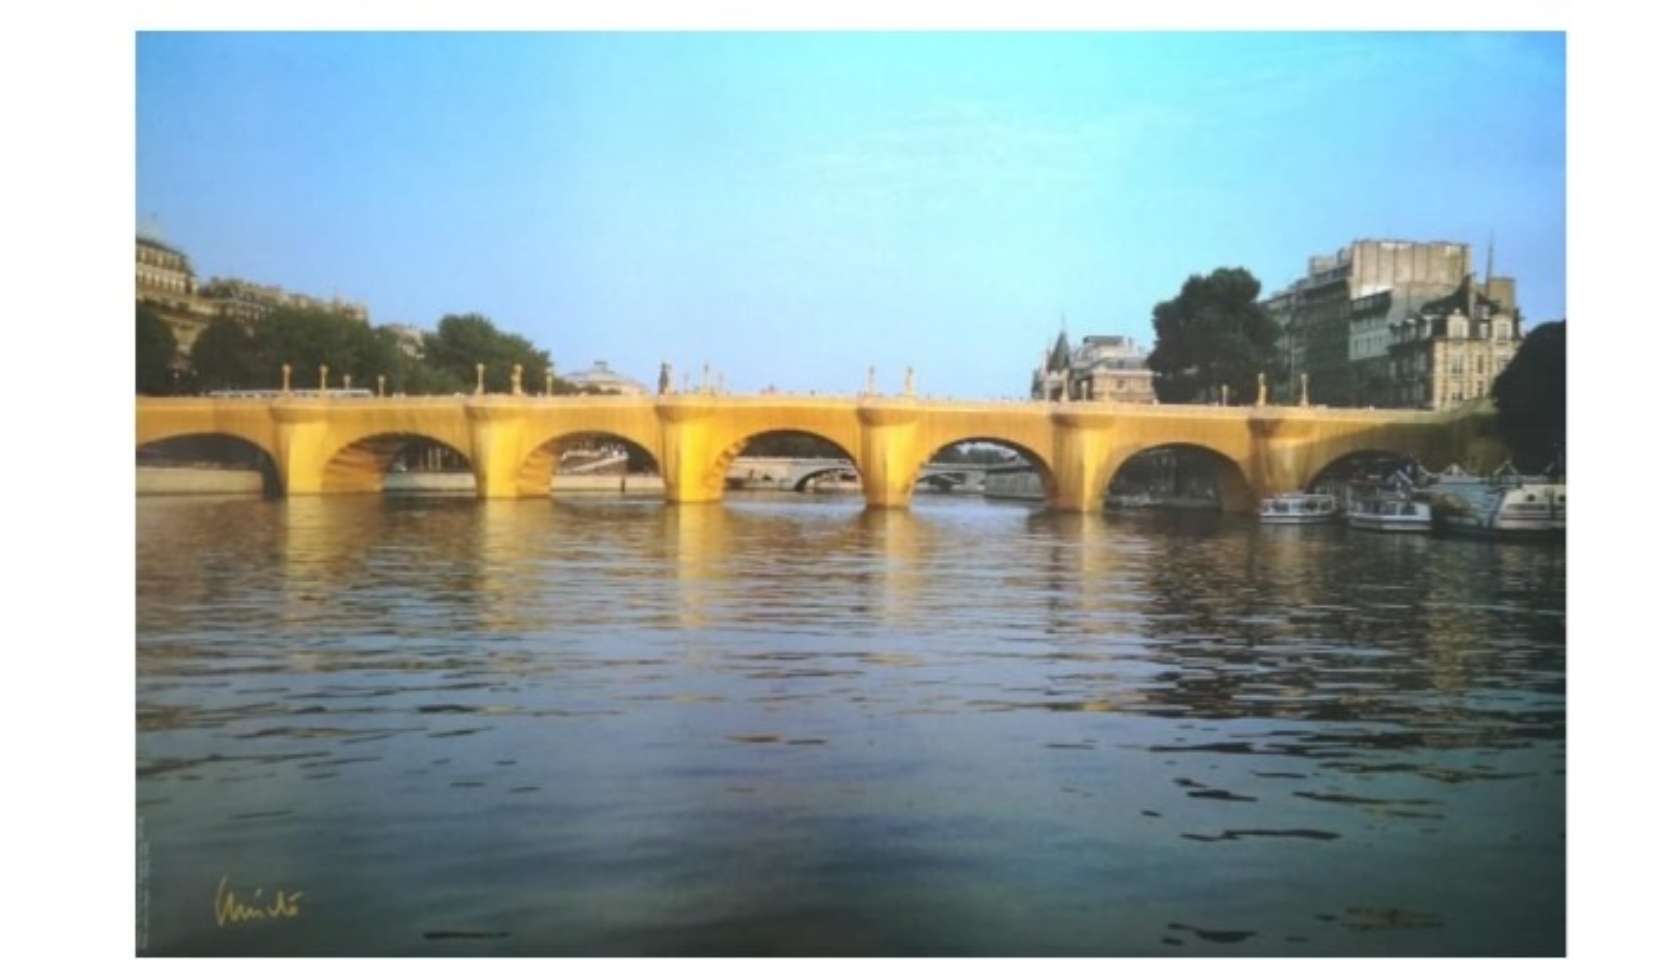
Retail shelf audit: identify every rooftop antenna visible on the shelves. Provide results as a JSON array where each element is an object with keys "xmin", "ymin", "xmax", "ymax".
[{"xmin": 140, "ymin": 211, "xmax": 164, "ymax": 241}]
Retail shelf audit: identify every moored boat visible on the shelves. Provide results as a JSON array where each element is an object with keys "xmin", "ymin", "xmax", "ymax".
[
  {"xmin": 1415, "ymin": 463, "xmax": 1565, "ymax": 539},
  {"xmin": 1345, "ymin": 490, "xmax": 1433, "ymax": 533},
  {"xmin": 1257, "ymin": 491, "xmax": 1339, "ymax": 524}
]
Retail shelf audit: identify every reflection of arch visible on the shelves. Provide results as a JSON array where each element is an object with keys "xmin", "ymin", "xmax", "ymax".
[
  {"xmin": 322, "ymin": 432, "xmax": 475, "ymax": 495},
  {"xmin": 706, "ymin": 429, "xmax": 862, "ymax": 501},
  {"xmin": 1105, "ymin": 443, "xmax": 1250, "ymax": 512},
  {"xmin": 518, "ymin": 430, "xmax": 662, "ymax": 496},
  {"xmin": 137, "ymin": 432, "xmax": 283, "ymax": 496}
]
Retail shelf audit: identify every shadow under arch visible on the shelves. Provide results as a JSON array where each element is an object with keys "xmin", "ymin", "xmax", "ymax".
[
  {"xmin": 137, "ymin": 433, "xmax": 283, "ymax": 497},
  {"xmin": 520, "ymin": 430, "xmax": 662, "ymax": 497},
  {"xmin": 322, "ymin": 432, "xmax": 475, "ymax": 495},
  {"xmin": 1305, "ymin": 448, "xmax": 1424, "ymax": 502},
  {"xmin": 1103, "ymin": 443, "xmax": 1250, "ymax": 513}
]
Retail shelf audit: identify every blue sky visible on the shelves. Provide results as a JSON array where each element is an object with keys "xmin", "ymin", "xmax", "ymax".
[{"xmin": 136, "ymin": 31, "xmax": 1564, "ymax": 399}]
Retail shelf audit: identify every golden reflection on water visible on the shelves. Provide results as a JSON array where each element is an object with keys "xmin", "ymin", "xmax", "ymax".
[{"xmin": 137, "ymin": 493, "xmax": 1566, "ymax": 957}]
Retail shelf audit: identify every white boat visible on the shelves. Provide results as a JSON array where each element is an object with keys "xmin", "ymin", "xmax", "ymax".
[
  {"xmin": 1416, "ymin": 463, "xmax": 1565, "ymax": 539},
  {"xmin": 1257, "ymin": 491, "xmax": 1339, "ymax": 524},
  {"xmin": 1345, "ymin": 491, "xmax": 1433, "ymax": 533}
]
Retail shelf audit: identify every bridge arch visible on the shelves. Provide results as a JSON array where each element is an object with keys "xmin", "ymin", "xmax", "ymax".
[
  {"xmin": 322, "ymin": 431, "xmax": 475, "ymax": 495},
  {"xmin": 1300, "ymin": 448, "xmax": 1424, "ymax": 501},
  {"xmin": 901, "ymin": 423, "xmax": 1057, "ymax": 509},
  {"xmin": 518, "ymin": 430, "xmax": 661, "ymax": 498},
  {"xmin": 137, "ymin": 415, "xmax": 278, "ymax": 467},
  {"xmin": 1102, "ymin": 443, "xmax": 1252, "ymax": 512},
  {"xmin": 137, "ymin": 432, "xmax": 282, "ymax": 496},
  {"xmin": 913, "ymin": 438, "xmax": 1057, "ymax": 507},
  {"xmin": 703, "ymin": 427, "xmax": 864, "ymax": 503}
]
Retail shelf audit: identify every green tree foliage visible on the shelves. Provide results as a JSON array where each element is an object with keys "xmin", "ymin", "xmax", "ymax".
[
  {"xmin": 1491, "ymin": 320, "xmax": 1566, "ymax": 473},
  {"xmin": 1147, "ymin": 267, "xmax": 1280, "ymax": 404},
  {"xmin": 189, "ymin": 316, "xmax": 264, "ymax": 391},
  {"xmin": 182, "ymin": 307, "xmax": 560, "ymax": 396},
  {"xmin": 250, "ymin": 306, "xmax": 401, "ymax": 391},
  {"xmin": 187, "ymin": 306, "xmax": 404, "ymax": 392},
  {"xmin": 423, "ymin": 313, "xmax": 554, "ymax": 395},
  {"xmin": 136, "ymin": 303, "xmax": 178, "ymax": 395},
  {"xmin": 376, "ymin": 328, "xmax": 457, "ymax": 396}
]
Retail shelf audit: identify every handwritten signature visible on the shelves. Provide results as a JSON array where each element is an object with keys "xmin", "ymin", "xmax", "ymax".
[{"xmin": 214, "ymin": 875, "xmax": 303, "ymax": 927}]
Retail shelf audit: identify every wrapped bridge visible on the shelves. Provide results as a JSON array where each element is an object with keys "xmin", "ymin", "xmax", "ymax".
[{"xmin": 135, "ymin": 394, "xmax": 1502, "ymax": 513}]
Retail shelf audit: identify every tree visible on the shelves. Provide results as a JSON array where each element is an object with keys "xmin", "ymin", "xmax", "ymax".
[
  {"xmin": 423, "ymin": 313, "xmax": 554, "ymax": 395},
  {"xmin": 137, "ymin": 303, "xmax": 178, "ymax": 395},
  {"xmin": 249, "ymin": 306, "xmax": 401, "ymax": 391},
  {"xmin": 1147, "ymin": 267, "xmax": 1280, "ymax": 404},
  {"xmin": 375, "ymin": 328, "xmax": 457, "ymax": 396},
  {"xmin": 1491, "ymin": 320, "xmax": 1565, "ymax": 473},
  {"xmin": 189, "ymin": 316, "xmax": 263, "ymax": 391}
]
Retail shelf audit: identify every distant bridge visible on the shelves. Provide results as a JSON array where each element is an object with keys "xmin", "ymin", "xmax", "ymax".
[
  {"xmin": 728, "ymin": 457, "xmax": 988, "ymax": 493},
  {"xmin": 135, "ymin": 393, "xmax": 1506, "ymax": 513}
]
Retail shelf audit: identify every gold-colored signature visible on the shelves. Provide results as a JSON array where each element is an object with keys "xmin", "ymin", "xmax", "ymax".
[{"xmin": 214, "ymin": 875, "xmax": 304, "ymax": 927}]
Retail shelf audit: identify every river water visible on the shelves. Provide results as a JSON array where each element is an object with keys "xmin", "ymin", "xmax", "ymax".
[{"xmin": 135, "ymin": 492, "xmax": 1565, "ymax": 956}]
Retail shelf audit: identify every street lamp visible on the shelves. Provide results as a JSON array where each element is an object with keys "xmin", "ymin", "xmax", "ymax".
[
  {"xmin": 281, "ymin": 364, "xmax": 292, "ymax": 394},
  {"xmin": 511, "ymin": 363, "xmax": 523, "ymax": 396},
  {"xmin": 475, "ymin": 363, "xmax": 485, "ymax": 396},
  {"xmin": 319, "ymin": 364, "xmax": 329, "ymax": 395}
]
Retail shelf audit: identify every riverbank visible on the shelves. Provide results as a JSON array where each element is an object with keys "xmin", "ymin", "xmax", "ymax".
[{"xmin": 137, "ymin": 466, "xmax": 264, "ymax": 496}]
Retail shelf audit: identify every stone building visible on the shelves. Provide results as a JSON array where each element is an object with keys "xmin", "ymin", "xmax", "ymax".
[
  {"xmin": 560, "ymin": 360, "xmax": 649, "ymax": 396},
  {"xmin": 1032, "ymin": 332, "xmax": 1155, "ymax": 403},
  {"xmin": 380, "ymin": 323, "xmax": 427, "ymax": 358},
  {"xmin": 136, "ymin": 235, "xmax": 195, "ymax": 299},
  {"xmin": 1264, "ymin": 240, "xmax": 1474, "ymax": 407},
  {"xmin": 135, "ymin": 235, "xmax": 219, "ymax": 359},
  {"xmin": 196, "ymin": 277, "xmax": 369, "ymax": 326},
  {"xmin": 136, "ymin": 234, "xmax": 370, "ymax": 361},
  {"xmin": 1387, "ymin": 275, "xmax": 1523, "ymax": 410}
]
